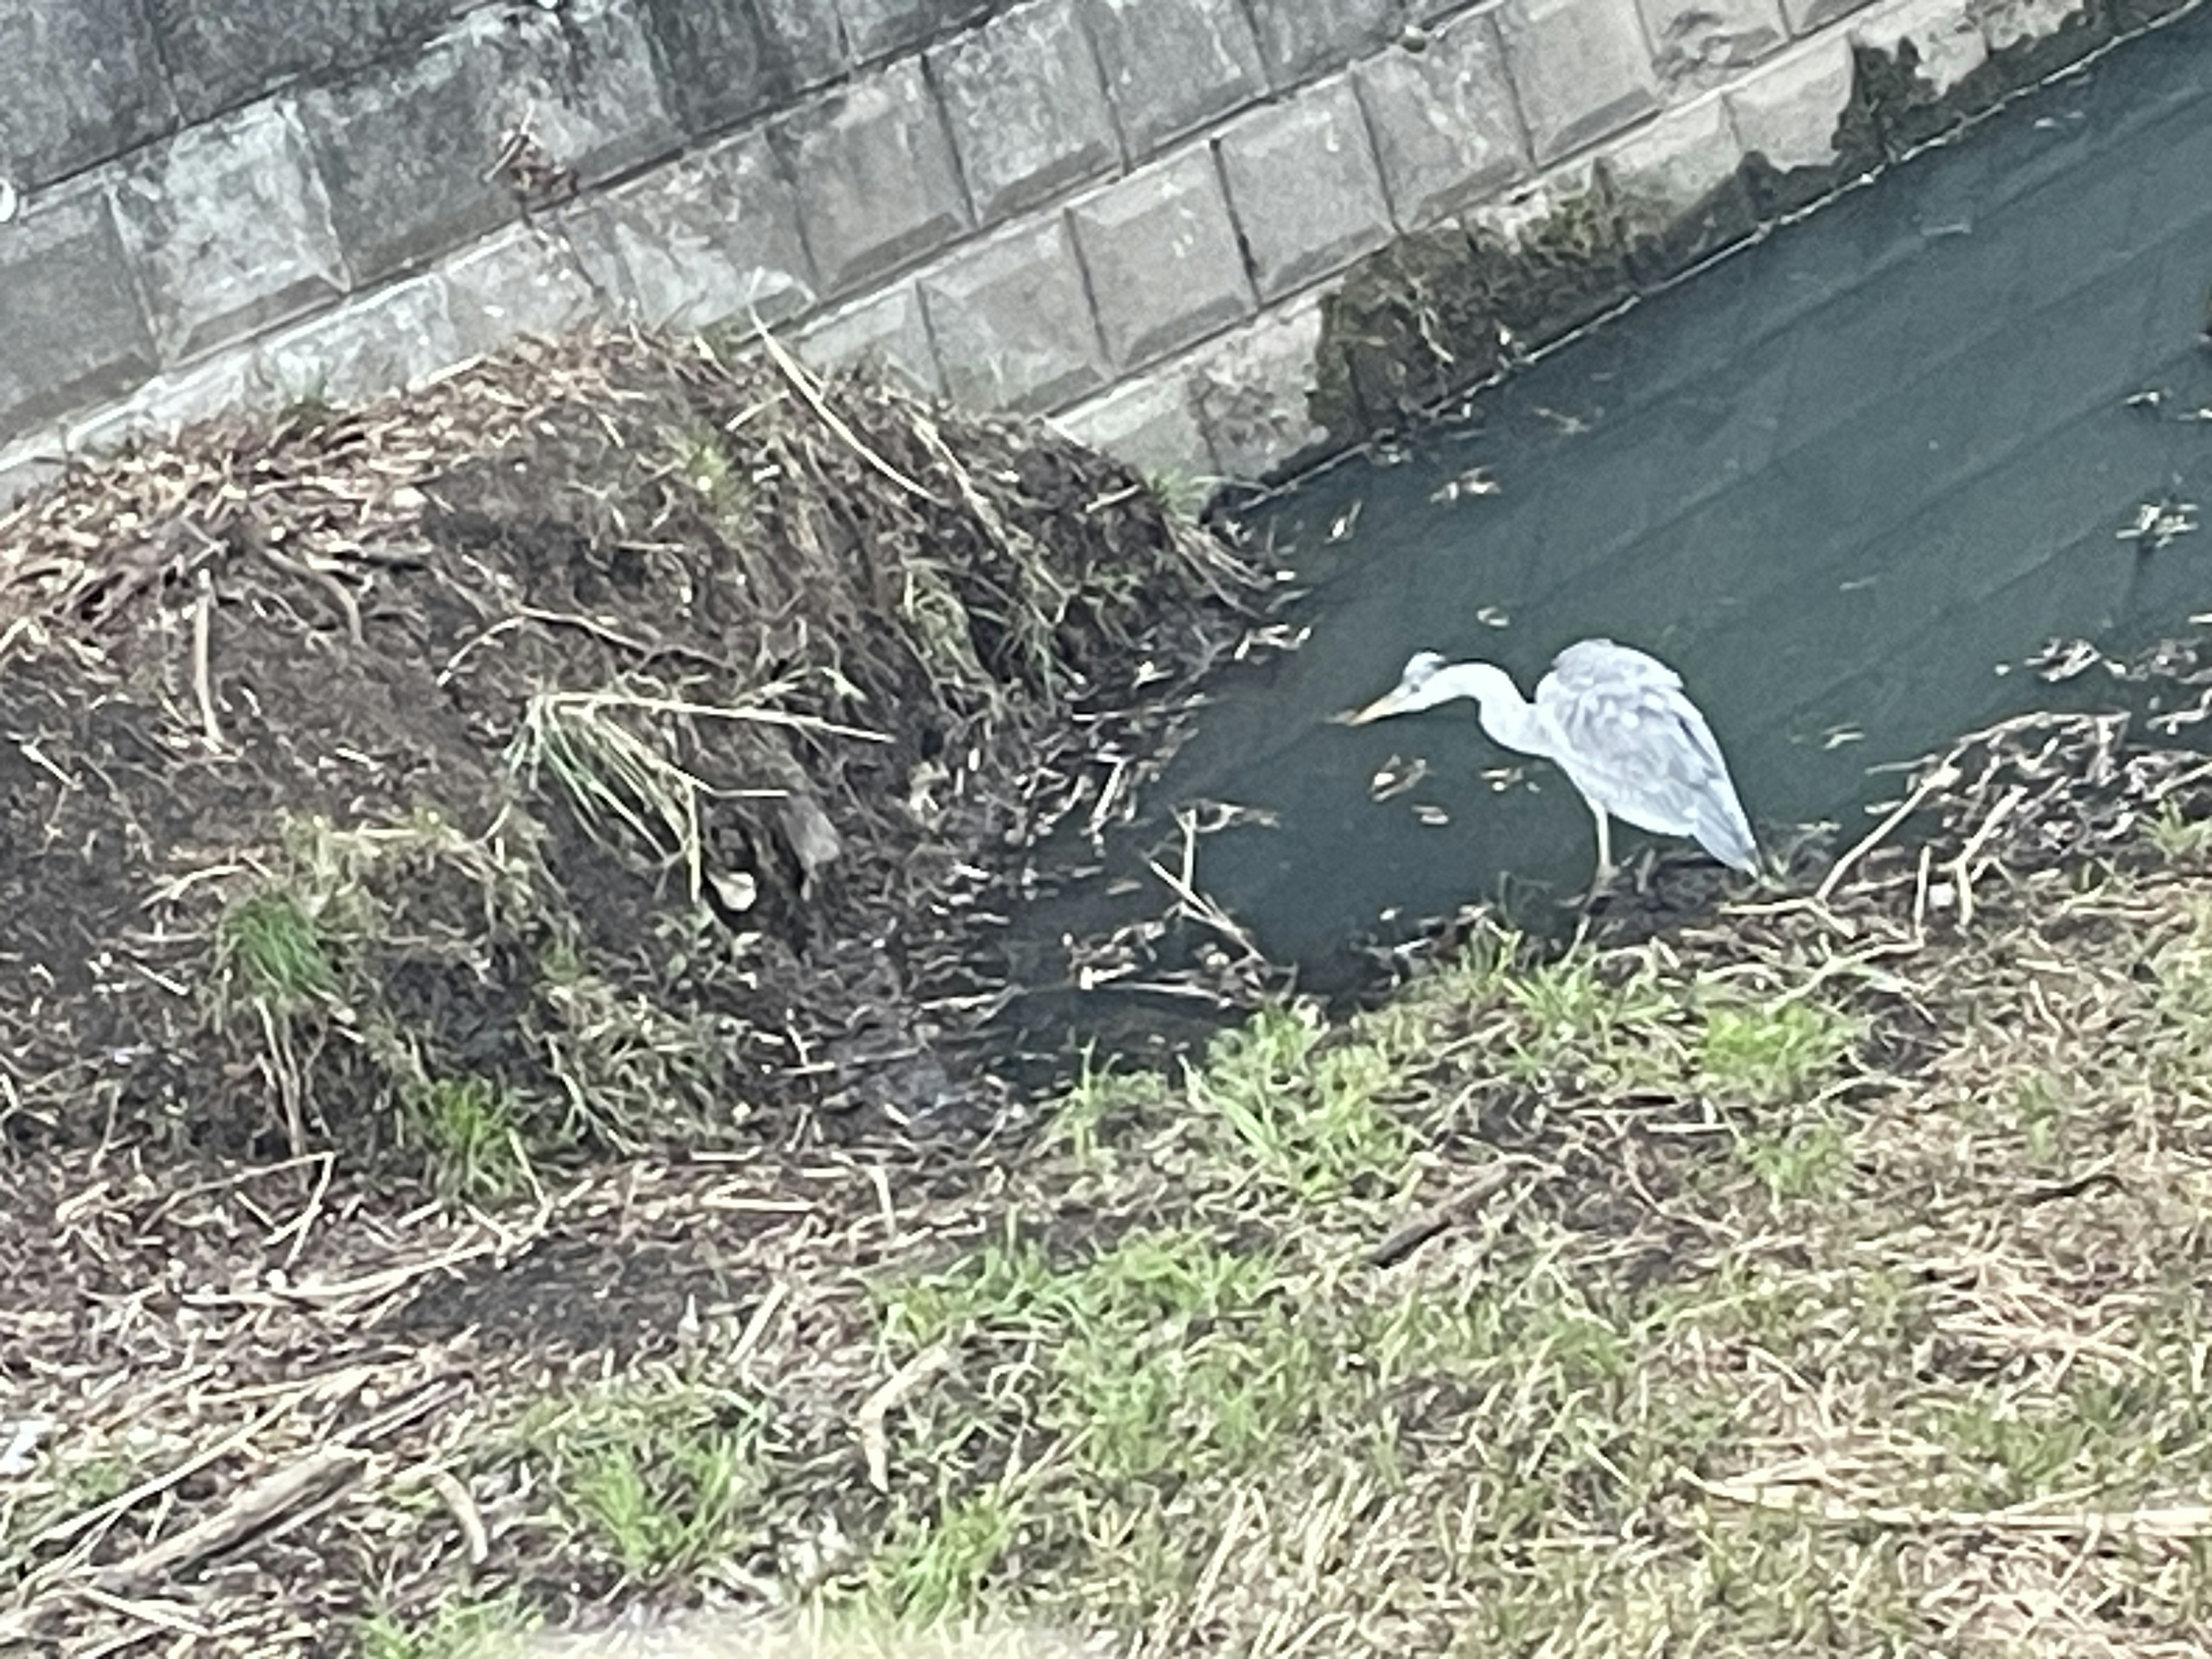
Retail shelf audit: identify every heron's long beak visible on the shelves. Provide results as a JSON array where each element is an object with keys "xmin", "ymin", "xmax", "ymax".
[{"xmin": 1340, "ymin": 684, "xmax": 1418, "ymax": 726}]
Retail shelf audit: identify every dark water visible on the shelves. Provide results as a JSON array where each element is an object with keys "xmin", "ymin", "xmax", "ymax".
[{"xmin": 993, "ymin": 13, "xmax": 2212, "ymax": 1058}]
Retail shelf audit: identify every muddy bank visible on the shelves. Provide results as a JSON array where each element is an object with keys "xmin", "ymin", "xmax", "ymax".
[{"xmin": 0, "ymin": 329, "xmax": 1259, "ymax": 1184}]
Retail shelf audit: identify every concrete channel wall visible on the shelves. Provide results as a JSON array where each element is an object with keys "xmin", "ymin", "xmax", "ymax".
[{"xmin": 0, "ymin": 0, "xmax": 2188, "ymax": 506}]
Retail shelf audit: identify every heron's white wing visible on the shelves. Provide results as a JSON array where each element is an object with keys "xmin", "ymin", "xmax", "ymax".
[{"xmin": 1534, "ymin": 641, "xmax": 1758, "ymax": 868}]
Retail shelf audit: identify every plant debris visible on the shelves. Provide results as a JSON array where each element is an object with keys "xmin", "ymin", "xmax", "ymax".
[{"xmin": 0, "ymin": 327, "xmax": 1259, "ymax": 1180}]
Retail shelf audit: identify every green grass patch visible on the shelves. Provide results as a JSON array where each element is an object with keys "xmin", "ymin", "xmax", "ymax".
[{"xmin": 510, "ymin": 1378, "xmax": 776, "ymax": 1586}]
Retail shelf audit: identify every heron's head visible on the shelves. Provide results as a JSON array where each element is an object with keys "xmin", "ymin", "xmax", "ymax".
[{"xmin": 1343, "ymin": 650, "xmax": 1452, "ymax": 725}]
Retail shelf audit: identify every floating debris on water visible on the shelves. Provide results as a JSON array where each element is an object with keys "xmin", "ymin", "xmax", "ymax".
[
  {"xmin": 1368, "ymin": 755, "xmax": 1430, "ymax": 801},
  {"xmin": 2119, "ymin": 494, "xmax": 2199, "ymax": 551}
]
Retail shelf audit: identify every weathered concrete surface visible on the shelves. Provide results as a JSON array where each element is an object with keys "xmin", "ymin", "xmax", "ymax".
[
  {"xmin": 1726, "ymin": 37, "xmax": 1874, "ymax": 213},
  {"xmin": 1190, "ymin": 296, "xmax": 1330, "ymax": 479},
  {"xmin": 1243, "ymin": 0, "xmax": 1406, "ymax": 86},
  {"xmin": 637, "ymin": 0, "xmax": 791, "ymax": 137},
  {"xmin": 1635, "ymin": 0, "xmax": 1790, "ymax": 91},
  {"xmin": 256, "ymin": 274, "xmax": 462, "ymax": 408},
  {"xmin": 300, "ymin": 2, "xmax": 673, "ymax": 287},
  {"xmin": 63, "ymin": 351, "xmax": 268, "ymax": 456},
  {"xmin": 919, "ymin": 216, "xmax": 1107, "ymax": 411},
  {"xmin": 1352, "ymin": 13, "xmax": 1530, "ymax": 228},
  {"xmin": 565, "ymin": 131, "xmax": 817, "ymax": 331},
  {"xmin": 1053, "ymin": 369, "xmax": 1217, "ymax": 479},
  {"xmin": 1603, "ymin": 95, "xmax": 1756, "ymax": 282},
  {"xmin": 1, "ymin": 0, "xmax": 2173, "ymax": 498},
  {"xmin": 1782, "ymin": 0, "xmax": 1877, "ymax": 37},
  {"xmin": 0, "ymin": 188, "xmax": 160, "ymax": 437},
  {"xmin": 1216, "ymin": 79, "xmax": 1396, "ymax": 300},
  {"xmin": 298, "ymin": 37, "xmax": 518, "ymax": 289},
  {"xmin": 442, "ymin": 227, "xmax": 601, "ymax": 355},
  {"xmin": 775, "ymin": 59, "xmax": 972, "ymax": 293},
  {"xmin": 1083, "ymin": 0, "xmax": 1267, "ymax": 155},
  {"xmin": 0, "ymin": 0, "xmax": 176, "ymax": 188},
  {"xmin": 840, "ymin": 0, "xmax": 1001, "ymax": 62},
  {"xmin": 115, "ymin": 99, "xmax": 349, "ymax": 363},
  {"xmin": 931, "ymin": 0, "xmax": 1121, "ymax": 223},
  {"xmin": 150, "ymin": 0, "xmax": 450, "ymax": 124},
  {"xmin": 1495, "ymin": 0, "xmax": 1662, "ymax": 164},
  {"xmin": 1068, "ymin": 147, "xmax": 1255, "ymax": 367},
  {"xmin": 796, "ymin": 283, "xmax": 945, "ymax": 395}
]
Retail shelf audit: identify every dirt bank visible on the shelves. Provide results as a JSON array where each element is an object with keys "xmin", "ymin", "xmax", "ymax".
[{"xmin": 0, "ymin": 329, "xmax": 1256, "ymax": 1188}]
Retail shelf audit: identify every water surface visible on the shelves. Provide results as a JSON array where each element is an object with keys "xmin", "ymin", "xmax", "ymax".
[{"xmin": 998, "ymin": 14, "xmax": 2212, "ymax": 1051}]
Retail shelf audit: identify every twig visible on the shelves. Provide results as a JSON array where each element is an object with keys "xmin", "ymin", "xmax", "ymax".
[
  {"xmin": 751, "ymin": 323, "xmax": 943, "ymax": 506},
  {"xmin": 34, "ymin": 1391, "xmax": 316, "ymax": 1549},
  {"xmin": 1688, "ymin": 1471, "xmax": 2212, "ymax": 1540},
  {"xmin": 1366, "ymin": 1162, "xmax": 1528, "ymax": 1269},
  {"xmin": 237, "ymin": 518, "xmax": 364, "ymax": 646},
  {"xmin": 191, "ymin": 569, "xmax": 222, "ymax": 750},
  {"xmin": 92, "ymin": 1448, "xmax": 368, "ymax": 1592},
  {"xmin": 404, "ymin": 1465, "xmax": 489, "ymax": 1566},
  {"xmin": 857, "ymin": 1341, "xmax": 954, "ymax": 1493}
]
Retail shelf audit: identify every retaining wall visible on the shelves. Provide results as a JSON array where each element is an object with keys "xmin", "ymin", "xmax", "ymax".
[{"xmin": 0, "ymin": 0, "xmax": 2188, "ymax": 506}]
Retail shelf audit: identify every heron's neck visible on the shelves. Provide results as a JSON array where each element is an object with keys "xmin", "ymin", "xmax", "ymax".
[{"xmin": 1435, "ymin": 662, "xmax": 1548, "ymax": 758}]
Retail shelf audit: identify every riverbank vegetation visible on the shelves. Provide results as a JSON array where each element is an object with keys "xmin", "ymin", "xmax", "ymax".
[{"xmin": 6, "ymin": 339, "xmax": 2212, "ymax": 1656}]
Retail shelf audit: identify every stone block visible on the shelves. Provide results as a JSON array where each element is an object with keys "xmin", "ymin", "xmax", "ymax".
[
  {"xmin": 114, "ymin": 99, "xmax": 347, "ymax": 365},
  {"xmin": 759, "ymin": 0, "xmax": 851, "ymax": 91},
  {"xmin": 1637, "ymin": 0, "xmax": 1789, "ymax": 92},
  {"xmin": 639, "ymin": 0, "xmax": 779, "ymax": 137},
  {"xmin": 1464, "ymin": 158, "xmax": 1631, "ymax": 343},
  {"xmin": 1243, "ymin": 0, "xmax": 1406, "ymax": 86},
  {"xmin": 1190, "ymin": 296, "xmax": 1329, "ymax": 482},
  {"xmin": 1726, "ymin": 37, "xmax": 1865, "ymax": 211},
  {"xmin": 1976, "ymin": 0, "xmax": 2095, "ymax": 51},
  {"xmin": 1352, "ymin": 11, "xmax": 1529, "ymax": 229},
  {"xmin": 1495, "ymin": 0, "xmax": 1661, "ymax": 166},
  {"xmin": 795, "ymin": 285, "xmax": 944, "ymax": 396},
  {"xmin": 1082, "ymin": 0, "xmax": 1266, "ymax": 156},
  {"xmin": 150, "ymin": 0, "xmax": 450, "ymax": 124},
  {"xmin": 918, "ymin": 216, "xmax": 1107, "ymax": 414},
  {"xmin": 255, "ymin": 274, "xmax": 462, "ymax": 410},
  {"xmin": 931, "ymin": 0, "xmax": 1120, "ymax": 225},
  {"xmin": 1781, "ymin": 0, "xmax": 1876, "ymax": 33},
  {"xmin": 0, "ymin": 430, "xmax": 66, "ymax": 515},
  {"xmin": 839, "ymin": 0, "xmax": 998, "ymax": 62},
  {"xmin": 1603, "ymin": 94, "xmax": 1757, "ymax": 283},
  {"xmin": 1216, "ymin": 78, "xmax": 1393, "ymax": 301},
  {"xmin": 565, "ymin": 129, "xmax": 816, "ymax": 331},
  {"xmin": 0, "ymin": 0, "xmax": 175, "ymax": 188},
  {"xmin": 1052, "ymin": 372, "xmax": 1215, "ymax": 482},
  {"xmin": 1069, "ymin": 147, "xmax": 1253, "ymax": 368},
  {"xmin": 776, "ymin": 59, "xmax": 972, "ymax": 293},
  {"xmin": 442, "ymin": 226, "xmax": 601, "ymax": 355},
  {"xmin": 1853, "ymin": 0, "xmax": 1992, "ymax": 152},
  {"xmin": 300, "ymin": 37, "xmax": 514, "ymax": 287},
  {"xmin": 0, "ymin": 187, "xmax": 159, "ymax": 445},
  {"xmin": 482, "ymin": 0, "xmax": 680, "ymax": 187},
  {"xmin": 65, "ymin": 353, "xmax": 266, "ymax": 456},
  {"xmin": 302, "ymin": 2, "xmax": 675, "ymax": 287}
]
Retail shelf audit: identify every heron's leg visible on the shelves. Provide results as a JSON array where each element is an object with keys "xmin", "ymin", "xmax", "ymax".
[{"xmin": 1585, "ymin": 801, "xmax": 1615, "ymax": 904}]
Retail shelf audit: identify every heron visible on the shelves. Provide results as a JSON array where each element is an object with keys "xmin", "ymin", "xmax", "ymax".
[{"xmin": 1345, "ymin": 637, "xmax": 1761, "ymax": 900}]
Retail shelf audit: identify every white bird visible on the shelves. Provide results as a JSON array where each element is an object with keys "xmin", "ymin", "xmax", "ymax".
[{"xmin": 1346, "ymin": 637, "xmax": 1760, "ymax": 899}]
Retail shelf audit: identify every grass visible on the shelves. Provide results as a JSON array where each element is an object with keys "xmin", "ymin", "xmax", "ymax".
[
  {"xmin": 507, "ymin": 1376, "xmax": 776, "ymax": 1587},
  {"xmin": 408, "ymin": 1075, "xmax": 532, "ymax": 1203},
  {"xmin": 23, "ymin": 802, "xmax": 2212, "ymax": 1656}
]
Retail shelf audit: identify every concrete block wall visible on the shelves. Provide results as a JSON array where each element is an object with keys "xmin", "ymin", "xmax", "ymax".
[{"xmin": 0, "ymin": 0, "xmax": 2191, "ymax": 506}]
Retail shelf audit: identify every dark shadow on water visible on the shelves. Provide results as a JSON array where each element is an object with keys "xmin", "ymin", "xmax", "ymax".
[{"xmin": 978, "ymin": 14, "xmax": 2212, "ymax": 1085}]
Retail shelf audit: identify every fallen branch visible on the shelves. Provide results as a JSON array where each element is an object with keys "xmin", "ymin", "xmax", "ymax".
[{"xmin": 92, "ymin": 1447, "xmax": 369, "ymax": 1592}]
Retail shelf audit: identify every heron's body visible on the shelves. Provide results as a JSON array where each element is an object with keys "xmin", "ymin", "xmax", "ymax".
[{"xmin": 1347, "ymin": 637, "xmax": 1759, "ymax": 895}]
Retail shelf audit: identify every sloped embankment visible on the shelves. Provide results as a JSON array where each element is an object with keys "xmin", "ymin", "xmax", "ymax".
[{"xmin": 0, "ymin": 329, "xmax": 1256, "ymax": 1184}]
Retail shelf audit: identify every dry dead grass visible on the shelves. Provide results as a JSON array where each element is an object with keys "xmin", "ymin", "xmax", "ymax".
[{"xmin": 10, "ymin": 695, "xmax": 2212, "ymax": 1656}]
